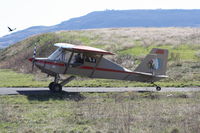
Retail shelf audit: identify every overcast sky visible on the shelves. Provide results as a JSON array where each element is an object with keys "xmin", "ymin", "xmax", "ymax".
[{"xmin": 0, "ymin": 0, "xmax": 199, "ymax": 37}]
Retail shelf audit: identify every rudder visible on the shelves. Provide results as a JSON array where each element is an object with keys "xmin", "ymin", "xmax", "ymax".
[{"xmin": 135, "ymin": 48, "xmax": 168, "ymax": 76}]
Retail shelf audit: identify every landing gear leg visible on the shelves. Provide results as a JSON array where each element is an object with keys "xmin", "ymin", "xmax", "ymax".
[
  {"xmin": 60, "ymin": 76, "xmax": 76, "ymax": 86},
  {"xmin": 151, "ymin": 82, "xmax": 161, "ymax": 91},
  {"xmin": 48, "ymin": 75, "xmax": 76, "ymax": 93}
]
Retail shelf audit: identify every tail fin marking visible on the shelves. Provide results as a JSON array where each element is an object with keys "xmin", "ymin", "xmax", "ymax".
[{"xmin": 135, "ymin": 48, "xmax": 168, "ymax": 76}]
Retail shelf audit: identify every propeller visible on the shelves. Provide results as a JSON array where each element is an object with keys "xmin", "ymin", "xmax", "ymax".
[{"xmin": 32, "ymin": 44, "xmax": 37, "ymax": 71}]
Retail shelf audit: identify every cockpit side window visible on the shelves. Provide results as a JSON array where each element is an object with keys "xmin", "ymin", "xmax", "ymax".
[
  {"xmin": 85, "ymin": 56, "xmax": 96, "ymax": 63},
  {"xmin": 70, "ymin": 53, "xmax": 84, "ymax": 66},
  {"xmin": 70, "ymin": 53, "xmax": 97, "ymax": 64}
]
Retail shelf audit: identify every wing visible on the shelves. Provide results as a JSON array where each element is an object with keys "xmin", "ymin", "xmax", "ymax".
[
  {"xmin": 8, "ymin": 27, "xmax": 12, "ymax": 31},
  {"xmin": 54, "ymin": 43, "xmax": 114, "ymax": 55}
]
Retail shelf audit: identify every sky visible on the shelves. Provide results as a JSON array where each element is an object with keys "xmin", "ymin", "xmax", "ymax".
[{"xmin": 0, "ymin": 0, "xmax": 200, "ymax": 37}]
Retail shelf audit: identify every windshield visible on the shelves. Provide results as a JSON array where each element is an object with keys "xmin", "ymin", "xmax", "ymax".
[
  {"xmin": 48, "ymin": 48, "xmax": 63, "ymax": 60},
  {"xmin": 48, "ymin": 48, "xmax": 71, "ymax": 62}
]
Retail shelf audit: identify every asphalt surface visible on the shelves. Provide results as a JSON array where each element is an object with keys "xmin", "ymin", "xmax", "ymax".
[{"xmin": 0, "ymin": 87, "xmax": 200, "ymax": 95}]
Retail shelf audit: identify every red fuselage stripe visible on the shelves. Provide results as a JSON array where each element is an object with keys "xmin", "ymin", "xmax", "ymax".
[
  {"xmin": 79, "ymin": 66, "xmax": 135, "ymax": 74},
  {"xmin": 35, "ymin": 60, "xmax": 65, "ymax": 66},
  {"xmin": 33, "ymin": 59, "xmax": 141, "ymax": 75}
]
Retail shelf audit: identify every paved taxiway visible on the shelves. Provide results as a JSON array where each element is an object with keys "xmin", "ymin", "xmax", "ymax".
[{"xmin": 0, "ymin": 87, "xmax": 200, "ymax": 95}]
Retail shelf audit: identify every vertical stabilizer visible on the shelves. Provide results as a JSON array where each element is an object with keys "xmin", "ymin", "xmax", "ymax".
[{"xmin": 135, "ymin": 48, "xmax": 168, "ymax": 76}]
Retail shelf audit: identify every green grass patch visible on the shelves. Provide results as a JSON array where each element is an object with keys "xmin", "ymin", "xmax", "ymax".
[
  {"xmin": 79, "ymin": 36, "xmax": 91, "ymax": 44},
  {"xmin": 0, "ymin": 69, "xmax": 48, "ymax": 87},
  {"xmin": 119, "ymin": 44, "xmax": 198, "ymax": 61}
]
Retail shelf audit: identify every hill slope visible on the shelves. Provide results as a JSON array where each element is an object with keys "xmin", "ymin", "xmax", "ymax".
[
  {"xmin": 1, "ymin": 28, "xmax": 200, "ymax": 85},
  {"xmin": 1, "ymin": 9, "xmax": 200, "ymax": 48}
]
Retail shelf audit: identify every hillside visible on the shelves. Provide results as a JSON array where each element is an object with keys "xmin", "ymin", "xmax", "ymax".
[
  {"xmin": 1, "ymin": 9, "xmax": 200, "ymax": 48},
  {"xmin": 1, "ymin": 28, "xmax": 200, "ymax": 85}
]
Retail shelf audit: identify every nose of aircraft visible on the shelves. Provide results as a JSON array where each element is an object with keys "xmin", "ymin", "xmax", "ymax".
[{"xmin": 28, "ymin": 58, "xmax": 34, "ymax": 62}]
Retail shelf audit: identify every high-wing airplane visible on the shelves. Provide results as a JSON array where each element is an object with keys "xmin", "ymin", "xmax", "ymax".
[{"xmin": 29, "ymin": 43, "xmax": 168, "ymax": 92}]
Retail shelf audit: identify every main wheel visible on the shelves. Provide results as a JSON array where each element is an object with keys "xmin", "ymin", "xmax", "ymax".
[
  {"xmin": 49, "ymin": 82, "xmax": 55, "ymax": 91},
  {"xmin": 156, "ymin": 86, "xmax": 161, "ymax": 91},
  {"xmin": 52, "ymin": 83, "xmax": 62, "ymax": 92}
]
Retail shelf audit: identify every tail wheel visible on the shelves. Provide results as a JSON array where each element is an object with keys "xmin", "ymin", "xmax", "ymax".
[{"xmin": 156, "ymin": 86, "xmax": 161, "ymax": 91}]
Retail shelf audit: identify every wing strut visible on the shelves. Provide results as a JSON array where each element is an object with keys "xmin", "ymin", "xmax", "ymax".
[
  {"xmin": 63, "ymin": 51, "xmax": 74, "ymax": 74},
  {"xmin": 90, "ymin": 54, "xmax": 103, "ymax": 78}
]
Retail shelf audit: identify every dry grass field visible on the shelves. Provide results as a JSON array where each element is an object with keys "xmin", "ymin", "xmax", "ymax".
[{"xmin": 0, "ymin": 91, "xmax": 200, "ymax": 133}]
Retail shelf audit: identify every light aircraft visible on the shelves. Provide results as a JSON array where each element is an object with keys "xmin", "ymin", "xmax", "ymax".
[{"xmin": 29, "ymin": 43, "xmax": 168, "ymax": 92}]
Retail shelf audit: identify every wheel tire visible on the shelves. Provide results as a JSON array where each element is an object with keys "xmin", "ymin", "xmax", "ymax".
[
  {"xmin": 156, "ymin": 86, "xmax": 161, "ymax": 91},
  {"xmin": 49, "ymin": 82, "xmax": 55, "ymax": 91},
  {"xmin": 52, "ymin": 83, "xmax": 62, "ymax": 92}
]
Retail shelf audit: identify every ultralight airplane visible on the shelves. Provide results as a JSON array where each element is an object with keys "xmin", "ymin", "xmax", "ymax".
[{"xmin": 29, "ymin": 43, "xmax": 168, "ymax": 92}]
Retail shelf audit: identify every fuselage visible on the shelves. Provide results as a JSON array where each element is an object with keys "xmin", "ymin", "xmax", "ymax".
[{"xmin": 29, "ymin": 56, "xmax": 160, "ymax": 83}]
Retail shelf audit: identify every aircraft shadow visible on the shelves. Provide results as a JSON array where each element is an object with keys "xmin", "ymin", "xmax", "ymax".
[{"xmin": 17, "ymin": 90, "xmax": 85, "ymax": 101}]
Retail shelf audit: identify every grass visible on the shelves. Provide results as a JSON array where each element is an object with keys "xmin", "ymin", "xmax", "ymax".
[
  {"xmin": 119, "ymin": 44, "xmax": 198, "ymax": 61},
  {"xmin": 0, "ymin": 69, "xmax": 200, "ymax": 87},
  {"xmin": 0, "ymin": 91, "xmax": 200, "ymax": 132},
  {"xmin": 0, "ymin": 69, "xmax": 48, "ymax": 87}
]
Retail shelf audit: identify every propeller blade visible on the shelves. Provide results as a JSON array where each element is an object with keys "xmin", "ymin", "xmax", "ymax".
[
  {"xmin": 31, "ymin": 43, "xmax": 37, "ymax": 72},
  {"xmin": 33, "ymin": 44, "xmax": 37, "ymax": 58},
  {"xmin": 32, "ymin": 59, "xmax": 35, "ymax": 71}
]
